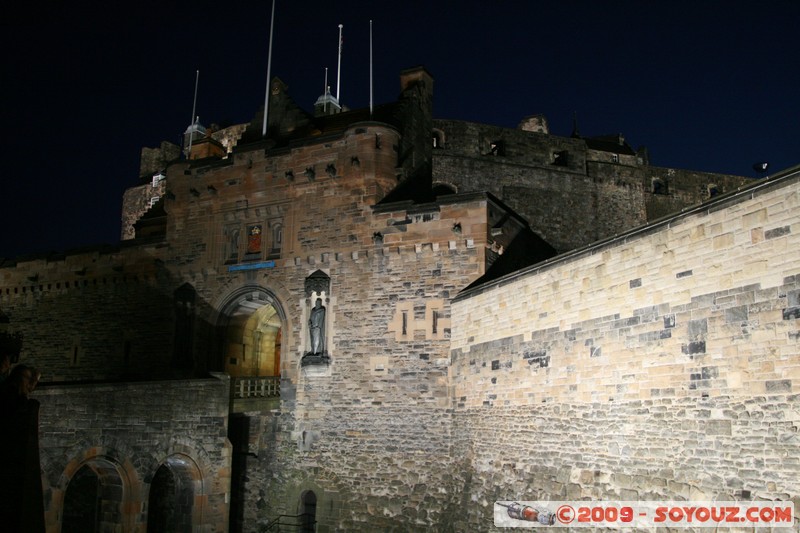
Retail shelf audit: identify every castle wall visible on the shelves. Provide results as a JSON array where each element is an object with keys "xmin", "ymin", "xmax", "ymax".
[
  {"xmin": 432, "ymin": 119, "xmax": 646, "ymax": 252},
  {"xmin": 1, "ymin": 63, "xmax": 777, "ymax": 532},
  {"xmin": 138, "ymin": 141, "xmax": 181, "ymax": 180},
  {"xmin": 121, "ymin": 179, "xmax": 166, "ymax": 240},
  {"xmin": 645, "ymin": 166, "xmax": 757, "ymax": 220},
  {"xmin": 36, "ymin": 375, "xmax": 231, "ymax": 533},
  {"xmin": 154, "ymin": 106, "xmax": 495, "ymax": 529},
  {"xmin": 449, "ymin": 169, "xmax": 800, "ymax": 529},
  {"xmin": 0, "ymin": 245, "xmax": 175, "ymax": 381},
  {"xmin": 247, "ymin": 234, "xmax": 484, "ymax": 531},
  {"xmin": 168, "ymin": 195, "xmax": 492, "ymax": 530},
  {"xmin": 432, "ymin": 120, "xmax": 752, "ymax": 254}
]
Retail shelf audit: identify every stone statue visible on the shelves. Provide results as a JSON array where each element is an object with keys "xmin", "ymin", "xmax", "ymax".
[{"xmin": 308, "ymin": 298, "xmax": 326, "ymax": 355}]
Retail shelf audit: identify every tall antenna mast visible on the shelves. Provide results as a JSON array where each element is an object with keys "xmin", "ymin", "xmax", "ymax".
[
  {"xmin": 336, "ymin": 23, "xmax": 343, "ymax": 102},
  {"xmin": 262, "ymin": 0, "xmax": 276, "ymax": 137},
  {"xmin": 369, "ymin": 20, "xmax": 373, "ymax": 117},
  {"xmin": 323, "ymin": 67, "xmax": 329, "ymax": 112},
  {"xmin": 187, "ymin": 69, "xmax": 200, "ymax": 158}
]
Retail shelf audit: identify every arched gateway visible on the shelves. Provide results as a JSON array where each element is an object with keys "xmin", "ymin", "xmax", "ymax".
[{"xmin": 216, "ymin": 286, "xmax": 286, "ymax": 378}]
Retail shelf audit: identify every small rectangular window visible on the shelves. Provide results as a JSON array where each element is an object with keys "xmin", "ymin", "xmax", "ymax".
[
  {"xmin": 402, "ymin": 311, "xmax": 408, "ymax": 336},
  {"xmin": 432, "ymin": 310, "xmax": 439, "ymax": 334}
]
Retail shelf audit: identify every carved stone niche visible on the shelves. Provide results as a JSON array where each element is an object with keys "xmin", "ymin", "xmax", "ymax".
[
  {"xmin": 302, "ymin": 270, "xmax": 331, "ymax": 367},
  {"xmin": 304, "ymin": 269, "xmax": 330, "ymax": 298}
]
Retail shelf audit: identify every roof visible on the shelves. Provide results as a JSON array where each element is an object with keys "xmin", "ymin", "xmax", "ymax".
[
  {"xmin": 582, "ymin": 134, "xmax": 637, "ymax": 155},
  {"xmin": 463, "ymin": 228, "xmax": 558, "ymax": 290}
]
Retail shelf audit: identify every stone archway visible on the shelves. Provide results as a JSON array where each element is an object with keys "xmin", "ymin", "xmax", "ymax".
[
  {"xmin": 61, "ymin": 458, "xmax": 131, "ymax": 533},
  {"xmin": 146, "ymin": 454, "xmax": 203, "ymax": 533},
  {"xmin": 218, "ymin": 287, "xmax": 285, "ymax": 378},
  {"xmin": 299, "ymin": 490, "xmax": 317, "ymax": 532}
]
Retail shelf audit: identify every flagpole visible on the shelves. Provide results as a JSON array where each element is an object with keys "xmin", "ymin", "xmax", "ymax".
[
  {"xmin": 369, "ymin": 20, "xmax": 373, "ymax": 117},
  {"xmin": 336, "ymin": 23, "xmax": 343, "ymax": 102},
  {"xmin": 262, "ymin": 0, "xmax": 276, "ymax": 137},
  {"xmin": 187, "ymin": 69, "xmax": 199, "ymax": 158}
]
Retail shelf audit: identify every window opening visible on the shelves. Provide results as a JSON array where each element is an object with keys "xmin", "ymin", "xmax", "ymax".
[{"xmin": 552, "ymin": 150, "xmax": 568, "ymax": 166}]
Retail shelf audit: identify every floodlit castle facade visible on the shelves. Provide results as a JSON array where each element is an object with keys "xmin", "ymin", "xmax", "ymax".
[{"xmin": 1, "ymin": 67, "xmax": 798, "ymax": 532}]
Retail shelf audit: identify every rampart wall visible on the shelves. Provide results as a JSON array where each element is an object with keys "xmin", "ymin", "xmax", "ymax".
[
  {"xmin": 36, "ymin": 376, "xmax": 231, "ymax": 533},
  {"xmin": 449, "ymin": 169, "xmax": 800, "ymax": 530},
  {"xmin": 432, "ymin": 119, "xmax": 752, "ymax": 253},
  {"xmin": 0, "ymin": 245, "xmax": 175, "ymax": 381}
]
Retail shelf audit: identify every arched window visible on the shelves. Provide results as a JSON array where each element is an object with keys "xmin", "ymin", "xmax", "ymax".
[
  {"xmin": 708, "ymin": 184, "xmax": 720, "ymax": 198},
  {"xmin": 62, "ymin": 460, "xmax": 128, "ymax": 533},
  {"xmin": 431, "ymin": 128, "xmax": 445, "ymax": 149},
  {"xmin": 432, "ymin": 183, "xmax": 457, "ymax": 197},
  {"xmin": 62, "ymin": 465, "xmax": 100, "ymax": 533},
  {"xmin": 300, "ymin": 490, "xmax": 317, "ymax": 532},
  {"xmin": 147, "ymin": 455, "xmax": 202, "ymax": 533},
  {"xmin": 269, "ymin": 222, "xmax": 283, "ymax": 258},
  {"xmin": 652, "ymin": 178, "xmax": 668, "ymax": 195}
]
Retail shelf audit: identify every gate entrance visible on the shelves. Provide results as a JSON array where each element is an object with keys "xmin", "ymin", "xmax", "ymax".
[{"xmin": 220, "ymin": 288, "xmax": 284, "ymax": 378}]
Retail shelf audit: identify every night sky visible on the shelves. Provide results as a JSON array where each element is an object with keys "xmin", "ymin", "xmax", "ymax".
[{"xmin": 1, "ymin": 1, "xmax": 797, "ymax": 259}]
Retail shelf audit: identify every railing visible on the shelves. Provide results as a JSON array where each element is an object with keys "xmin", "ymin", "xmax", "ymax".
[
  {"xmin": 231, "ymin": 376, "xmax": 281, "ymax": 399},
  {"xmin": 262, "ymin": 513, "xmax": 316, "ymax": 532}
]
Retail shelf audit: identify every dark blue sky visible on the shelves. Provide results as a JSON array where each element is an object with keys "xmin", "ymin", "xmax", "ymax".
[{"xmin": 1, "ymin": 0, "xmax": 797, "ymax": 258}]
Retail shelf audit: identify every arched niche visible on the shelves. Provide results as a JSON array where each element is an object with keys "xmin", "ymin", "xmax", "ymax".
[
  {"xmin": 299, "ymin": 490, "xmax": 317, "ymax": 532},
  {"xmin": 62, "ymin": 458, "xmax": 131, "ymax": 533},
  {"xmin": 146, "ymin": 454, "xmax": 203, "ymax": 533}
]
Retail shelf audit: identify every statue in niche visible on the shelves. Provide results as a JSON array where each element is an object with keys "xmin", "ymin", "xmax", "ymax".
[
  {"xmin": 308, "ymin": 298, "xmax": 326, "ymax": 355},
  {"xmin": 302, "ymin": 271, "xmax": 331, "ymax": 366}
]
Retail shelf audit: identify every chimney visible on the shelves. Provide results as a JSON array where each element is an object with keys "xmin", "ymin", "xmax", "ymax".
[{"xmin": 518, "ymin": 115, "xmax": 549, "ymax": 134}]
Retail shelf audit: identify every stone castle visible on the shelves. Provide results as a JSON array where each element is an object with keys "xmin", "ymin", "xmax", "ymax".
[{"xmin": 1, "ymin": 66, "xmax": 798, "ymax": 532}]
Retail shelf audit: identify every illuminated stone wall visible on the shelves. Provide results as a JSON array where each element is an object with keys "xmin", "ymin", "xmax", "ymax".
[
  {"xmin": 0, "ymin": 64, "xmax": 785, "ymax": 533},
  {"xmin": 449, "ymin": 168, "xmax": 800, "ymax": 529},
  {"xmin": 36, "ymin": 376, "xmax": 231, "ymax": 533}
]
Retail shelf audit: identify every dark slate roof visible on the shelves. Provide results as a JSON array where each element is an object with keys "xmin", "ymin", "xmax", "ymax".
[
  {"xmin": 463, "ymin": 228, "xmax": 558, "ymax": 291},
  {"xmin": 375, "ymin": 174, "xmax": 436, "ymax": 206}
]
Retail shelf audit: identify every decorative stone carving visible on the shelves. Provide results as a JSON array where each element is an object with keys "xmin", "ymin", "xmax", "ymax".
[{"xmin": 304, "ymin": 270, "xmax": 330, "ymax": 298}]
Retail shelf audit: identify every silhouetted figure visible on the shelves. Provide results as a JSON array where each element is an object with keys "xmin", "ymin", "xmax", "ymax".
[
  {"xmin": 0, "ymin": 364, "xmax": 46, "ymax": 533},
  {"xmin": 0, "ymin": 332, "xmax": 22, "ymax": 383},
  {"xmin": 0, "ymin": 353, "xmax": 11, "ymax": 383}
]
